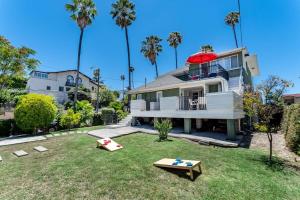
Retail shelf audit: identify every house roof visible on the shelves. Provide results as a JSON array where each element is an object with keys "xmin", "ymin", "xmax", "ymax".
[
  {"xmin": 30, "ymin": 70, "xmax": 99, "ymax": 86},
  {"xmin": 283, "ymin": 93, "xmax": 300, "ymax": 98},
  {"xmin": 129, "ymin": 48, "xmax": 247, "ymax": 94},
  {"xmin": 129, "ymin": 74, "xmax": 184, "ymax": 94}
]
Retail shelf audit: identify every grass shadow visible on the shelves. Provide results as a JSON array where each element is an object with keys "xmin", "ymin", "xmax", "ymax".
[
  {"xmin": 157, "ymin": 167, "xmax": 202, "ymax": 181},
  {"xmin": 251, "ymin": 155, "xmax": 300, "ymax": 173}
]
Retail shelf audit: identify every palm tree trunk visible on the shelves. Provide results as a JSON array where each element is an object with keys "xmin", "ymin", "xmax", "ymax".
[
  {"xmin": 175, "ymin": 47, "xmax": 178, "ymax": 69},
  {"xmin": 95, "ymin": 71, "xmax": 100, "ymax": 113},
  {"xmin": 125, "ymin": 26, "xmax": 131, "ymax": 111},
  {"xmin": 232, "ymin": 25, "xmax": 238, "ymax": 48},
  {"xmin": 154, "ymin": 61, "xmax": 159, "ymax": 78},
  {"xmin": 125, "ymin": 26, "xmax": 131, "ymax": 90},
  {"xmin": 74, "ymin": 28, "xmax": 84, "ymax": 108}
]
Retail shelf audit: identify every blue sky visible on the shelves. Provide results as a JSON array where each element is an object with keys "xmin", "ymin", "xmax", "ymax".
[{"xmin": 1, "ymin": 0, "xmax": 299, "ymax": 93}]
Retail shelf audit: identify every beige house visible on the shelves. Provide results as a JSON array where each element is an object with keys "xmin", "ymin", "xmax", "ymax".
[
  {"xmin": 26, "ymin": 70, "xmax": 98, "ymax": 104},
  {"xmin": 129, "ymin": 48, "xmax": 259, "ymax": 139}
]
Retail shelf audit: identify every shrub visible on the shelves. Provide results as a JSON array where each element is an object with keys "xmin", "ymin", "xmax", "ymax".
[
  {"xmin": 64, "ymin": 101, "xmax": 73, "ymax": 110},
  {"xmin": 116, "ymin": 110, "xmax": 128, "ymax": 121},
  {"xmin": 100, "ymin": 107, "xmax": 115, "ymax": 125},
  {"xmin": 76, "ymin": 100, "xmax": 94, "ymax": 126},
  {"xmin": 109, "ymin": 101, "xmax": 123, "ymax": 111},
  {"xmin": 92, "ymin": 112, "xmax": 103, "ymax": 126},
  {"xmin": 14, "ymin": 94, "xmax": 57, "ymax": 133},
  {"xmin": 59, "ymin": 109, "xmax": 81, "ymax": 130},
  {"xmin": 281, "ymin": 104, "xmax": 300, "ymax": 153},
  {"xmin": 154, "ymin": 119, "xmax": 172, "ymax": 141}
]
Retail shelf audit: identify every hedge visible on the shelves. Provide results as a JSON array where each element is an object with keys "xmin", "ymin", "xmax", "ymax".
[{"xmin": 281, "ymin": 104, "xmax": 300, "ymax": 154}]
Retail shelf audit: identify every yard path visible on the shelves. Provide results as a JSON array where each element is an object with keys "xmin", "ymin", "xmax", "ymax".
[
  {"xmin": 249, "ymin": 132, "xmax": 300, "ymax": 163},
  {"xmin": 88, "ymin": 125, "xmax": 242, "ymax": 147}
]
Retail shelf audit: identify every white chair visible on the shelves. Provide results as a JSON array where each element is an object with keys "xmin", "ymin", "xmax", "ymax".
[{"xmin": 189, "ymin": 99, "xmax": 198, "ymax": 110}]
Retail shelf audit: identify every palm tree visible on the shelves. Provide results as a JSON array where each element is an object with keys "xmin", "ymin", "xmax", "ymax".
[
  {"xmin": 65, "ymin": 0, "xmax": 97, "ymax": 106},
  {"xmin": 201, "ymin": 45, "xmax": 214, "ymax": 53},
  {"xmin": 111, "ymin": 0, "xmax": 136, "ymax": 92},
  {"xmin": 225, "ymin": 12, "xmax": 240, "ymax": 48},
  {"xmin": 167, "ymin": 32, "xmax": 182, "ymax": 69},
  {"xmin": 141, "ymin": 35, "xmax": 163, "ymax": 78},
  {"xmin": 120, "ymin": 74, "xmax": 125, "ymax": 100}
]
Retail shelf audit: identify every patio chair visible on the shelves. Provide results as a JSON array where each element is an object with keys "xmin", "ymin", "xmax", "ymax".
[{"xmin": 189, "ymin": 99, "xmax": 198, "ymax": 110}]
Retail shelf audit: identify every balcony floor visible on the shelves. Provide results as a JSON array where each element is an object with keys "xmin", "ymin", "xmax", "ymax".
[{"xmin": 88, "ymin": 125, "xmax": 243, "ymax": 148}]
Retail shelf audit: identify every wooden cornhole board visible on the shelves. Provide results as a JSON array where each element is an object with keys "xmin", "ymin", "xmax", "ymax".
[
  {"xmin": 154, "ymin": 158, "xmax": 202, "ymax": 180},
  {"xmin": 96, "ymin": 138, "xmax": 123, "ymax": 152}
]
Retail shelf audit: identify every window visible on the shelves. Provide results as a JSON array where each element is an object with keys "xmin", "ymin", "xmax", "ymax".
[
  {"xmin": 92, "ymin": 86, "xmax": 94, "ymax": 91},
  {"xmin": 34, "ymin": 72, "xmax": 48, "ymax": 79},
  {"xmin": 46, "ymin": 86, "xmax": 51, "ymax": 90},
  {"xmin": 59, "ymin": 86, "xmax": 64, "ymax": 92},
  {"xmin": 67, "ymin": 75, "xmax": 74, "ymax": 84},
  {"xmin": 208, "ymin": 84, "xmax": 220, "ymax": 93},
  {"xmin": 77, "ymin": 77, "xmax": 82, "ymax": 85},
  {"xmin": 231, "ymin": 55, "xmax": 238, "ymax": 69},
  {"xmin": 210, "ymin": 54, "xmax": 239, "ymax": 70}
]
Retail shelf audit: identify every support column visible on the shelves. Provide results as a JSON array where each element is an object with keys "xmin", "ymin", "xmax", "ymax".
[
  {"xmin": 196, "ymin": 119, "xmax": 202, "ymax": 129},
  {"xmin": 235, "ymin": 119, "xmax": 241, "ymax": 133},
  {"xmin": 184, "ymin": 118, "xmax": 192, "ymax": 134},
  {"xmin": 227, "ymin": 119, "xmax": 236, "ymax": 140}
]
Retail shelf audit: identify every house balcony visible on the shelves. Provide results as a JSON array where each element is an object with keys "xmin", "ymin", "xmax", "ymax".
[
  {"xmin": 130, "ymin": 91, "xmax": 244, "ymax": 120},
  {"xmin": 177, "ymin": 64, "xmax": 229, "ymax": 81}
]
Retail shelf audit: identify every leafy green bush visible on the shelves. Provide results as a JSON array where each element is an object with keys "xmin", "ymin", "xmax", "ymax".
[
  {"xmin": 116, "ymin": 110, "xmax": 128, "ymax": 121},
  {"xmin": 281, "ymin": 104, "xmax": 300, "ymax": 153},
  {"xmin": 154, "ymin": 119, "xmax": 172, "ymax": 141},
  {"xmin": 59, "ymin": 109, "xmax": 81, "ymax": 130},
  {"xmin": 92, "ymin": 112, "xmax": 103, "ymax": 126},
  {"xmin": 64, "ymin": 101, "xmax": 73, "ymax": 110},
  {"xmin": 100, "ymin": 107, "xmax": 115, "ymax": 125},
  {"xmin": 109, "ymin": 101, "xmax": 123, "ymax": 111},
  {"xmin": 76, "ymin": 100, "xmax": 94, "ymax": 126},
  {"xmin": 14, "ymin": 94, "xmax": 57, "ymax": 133}
]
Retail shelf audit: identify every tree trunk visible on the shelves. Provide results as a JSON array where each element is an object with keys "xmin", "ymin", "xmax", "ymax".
[
  {"xmin": 125, "ymin": 26, "xmax": 131, "ymax": 111},
  {"xmin": 175, "ymin": 47, "xmax": 178, "ymax": 69},
  {"xmin": 74, "ymin": 28, "xmax": 84, "ymax": 109},
  {"xmin": 95, "ymin": 71, "xmax": 100, "ymax": 113},
  {"xmin": 267, "ymin": 132, "xmax": 273, "ymax": 163},
  {"xmin": 232, "ymin": 25, "xmax": 238, "ymax": 48},
  {"xmin": 154, "ymin": 61, "xmax": 159, "ymax": 78}
]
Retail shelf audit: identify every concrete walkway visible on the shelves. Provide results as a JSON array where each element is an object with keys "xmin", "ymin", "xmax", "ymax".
[
  {"xmin": 88, "ymin": 125, "xmax": 242, "ymax": 147},
  {"xmin": 0, "ymin": 136, "xmax": 47, "ymax": 147}
]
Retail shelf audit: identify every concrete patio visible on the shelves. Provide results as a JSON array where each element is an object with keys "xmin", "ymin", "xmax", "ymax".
[{"xmin": 88, "ymin": 125, "xmax": 243, "ymax": 147}]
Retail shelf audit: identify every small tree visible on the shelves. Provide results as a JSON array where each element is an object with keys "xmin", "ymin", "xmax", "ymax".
[
  {"xmin": 60, "ymin": 109, "xmax": 81, "ymax": 130},
  {"xmin": 154, "ymin": 119, "xmax": 172, "ymax": 141},
  {"xmin": 255, "ymin": 104, "xmax": 279, "ymax": 164},
  {"xmin": 14, "ymin": 94, "xmax": 57, "ymax": 133},
  {"xmin": 76, "ymin": 100, "xmax": 94, "ymax": 126},
  {"xmin": 243, "ymin": 91, "xmax": 261, "ymax": 130}
]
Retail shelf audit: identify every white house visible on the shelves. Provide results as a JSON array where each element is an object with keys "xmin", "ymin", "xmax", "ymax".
[
  {"xmin": 26, "ymin": 70, "xmax": 98, "ymax": 104},
  {"xmin": 129, "ymin": 47, "xmax": 259, "ymax": 139}
]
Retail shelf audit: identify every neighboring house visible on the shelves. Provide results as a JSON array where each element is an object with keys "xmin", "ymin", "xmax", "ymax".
[
  {"xmin": 283, "ymin": 93, "xmax": 300, "ymax": 105},
  {"xmin": 26, "ymin": 70, "xmax": 98, "ymax": 104},
  {"xmin": 129, "ymin": 48, "xmax": 259, "ymax": 139}
]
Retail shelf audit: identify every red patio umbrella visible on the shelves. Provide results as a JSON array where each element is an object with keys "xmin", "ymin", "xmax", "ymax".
[{"xmin": 186, "ymin": 52, "xmax": 218, "ymax": 64}]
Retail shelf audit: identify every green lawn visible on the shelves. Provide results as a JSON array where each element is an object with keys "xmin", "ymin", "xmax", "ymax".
[{"xmin": 0, "ymin": 133, "xmax": 299, "ymax": 200}]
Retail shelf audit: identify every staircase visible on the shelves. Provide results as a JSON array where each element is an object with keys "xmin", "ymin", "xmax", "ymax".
[{"xmin": 106, "ymin": 114, "xmax": 133, "ymax": 129}]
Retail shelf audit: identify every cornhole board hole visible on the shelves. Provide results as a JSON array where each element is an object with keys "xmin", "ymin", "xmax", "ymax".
[
  {"xmin": 154, "ymin": 158, "xmax": 202, "ymax": 180},
  {"xmin": 96, "ymin": 138, "xmax": 123, "ymax": 152}
]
